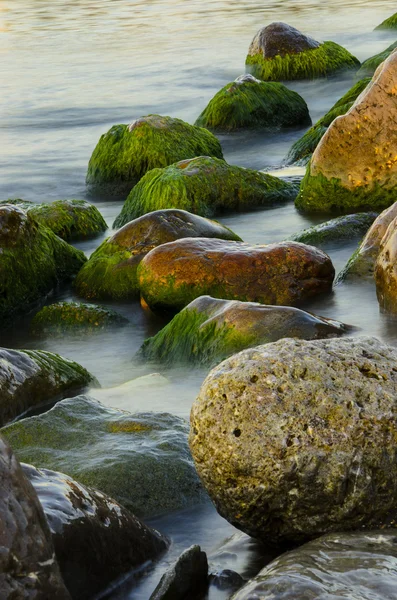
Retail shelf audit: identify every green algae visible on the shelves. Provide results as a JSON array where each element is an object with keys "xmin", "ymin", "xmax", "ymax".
[
  {"xmin": 375, "ymin": 13, "xmax": 397, "ymax": 30},
  {"xmin": 195, "ymin": 75, "xmax": 310, "ymax": 131},
  {"xmin": 113, "ymin": 156, "xmax": 297, "ymax": 228},
  {"xmin": 357, "ymin": 42, "xmax": 397, "ymax": 77},
  {"xmin": 246, "ymin": 41, "xmax": 360, "ymax": 81},
  {"xmin": 86, "ymin": 115, "xmax": 224, "ymax": 197},
  {"xmin": 289, "ymin": 212, "xmax": 377, "ymax": 246}
]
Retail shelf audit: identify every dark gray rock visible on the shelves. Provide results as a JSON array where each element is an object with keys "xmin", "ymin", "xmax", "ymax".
[
  {"xmin": 149, "ymin": 545, "xmax": 208, "ymax": 600},
  {"xmin": 248, "ymin": 22, "xmax": 320, "ymax": 59}
]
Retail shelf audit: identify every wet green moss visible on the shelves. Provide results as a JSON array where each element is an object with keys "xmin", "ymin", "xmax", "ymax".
[
  {"xmin": 246, "ymin": 41, "xmax": 360, "ymax": 81},
  {"xmin": 290, "ymin": 213, "xmax": 377, "ymax": 246},
  {"xmin": 375, "ymin": 13, "xmax": 397, "ymax": 30},
  {"xmin": 357, "ymin": 42, "xmax": 397, "ymax": 77},
  {"xmin": 30, "ymin": 302, "xmax": 127, "ymax": 336},
  {"xmin": 113, "ymin": 156, "xmax": 297, "ymax": 228}
]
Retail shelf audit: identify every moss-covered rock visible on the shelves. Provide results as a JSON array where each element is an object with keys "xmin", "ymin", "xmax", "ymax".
[
  {"xmin": 2, "ymin": 198, "xmax": 107, "ymax": 241},
  {"xmin": 194, "ymin": 74, "xmax": 310, "ymax": 132},
  {"xmin": 375, "ymin": 13, "xmax": 397, "ymax": 30},
  {"xmin": 0, "ymin": 206, "xmax": 87, "ymax": 328},
  {"xmin": 0, "ymin": 346, "xmax": 95, "ymax": 428},
  {"xmin": 2, "ymin": 395, "xmax": 207, "ymax": 518},
  {"xmin": 357, "ymin": 42, "xmax": 397, "ymax": 78},
  {"xmin": 246, "ymin": 22, "xmax": 359, "ymax": 81},
  {"xmin": 113, "ymin": 156, "xmax": 297, "ymax": 228},
  {"xmin": 190, "ymin": 336, "xmax": 397, "ymax": 547},
  {"xmin": 137, "ymin": 238, "xmax": 335, "ymax": 313},
  {"xmin": 86, "ymin": 115, "xmax": 224, "ymax": 197},
  {"xmin": 287, "ymin": 78, "xmax": 370, "ymax": 165},
  {"xmin": 296, "ymin": 52, "xmax": 397, "ymax": 213},
  {"xmin": 30, "ymin": 302, "xmax": 127, "ymax": 336},
  {"xmin": 139, "ymin": 295, "xmax": 348, "ymax": 366},
  {"xmin": 290, "ymin": 212, "xmax": 377, "ymax": 246},
  {"xmin": 75, "ymin": 209, "xmax": 241, "ymax": 301}
]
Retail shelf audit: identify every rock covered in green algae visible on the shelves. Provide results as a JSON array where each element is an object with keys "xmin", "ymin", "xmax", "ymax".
[
  {"xmin": 233, "ymin": 530, "xmax": 397, "ymax": 600},
  {"xmin": 0, "ymin": 205, "xmax": 86, "ymax": 328},
  {"xmin": 245, "ymin": 22, "xmax": 359, "ymax": 81},
  {"xmin": 190, "ymin": 336, "xmax": 397, "ymax": 547},
  {"xmin": 375, "ymin": 12, "xmax": 397, "ymax": 30},
  {"xmin": 289, "ymin": 212, "xmax": 377, "ymax": 247},
  {"xmin": 137, "ymin": 238, "xmax": 335, "ymax": 313},
  {"xmin": 357, "ymin": 42, "xmax": 397, "ymax": 78},
  {"xmin": 296, "ymin": 52, "xmax": 397, "ymax": 214},
  {"xmin": 30, "ymin": 302, "xmax": 127, "ymax": 335},
  {"xmin": 113, "ymin": 156, "xmax": 297, "ymax": 228},
  {"xmin": 0, "ymin": 347, "xmax": 96, "ymax": 427},
  {"xmin": 287, "ymin": 78, "xmax": 371, "ymax": 165},
  {"xmin": 2, "ymin": 395, "xmax": 207, "ymax": 518},
  {"xmin": 75, "ymin": 209, "xmax": 242, "ymax": 301},
  {"xmin": 0, "ymin": 436, "xmax": 71, "ymax": 600},
  {"xmin": 23, "ymin": 464, "xmax": 168, "ymax": 600},
  {"xmin": 86, "ymin": 114, "xmax": 224, "ymax": 197},
  {"xmin": 194, "ymin": 74, "xmax": 311, "ymax": 132},
  {"xmin": 139, "ymin": 295, "xmax": 348, "ymax": 367},
  {"xmin": 2, "ymin": 198, "xmax": 107, "ymax": 241}
]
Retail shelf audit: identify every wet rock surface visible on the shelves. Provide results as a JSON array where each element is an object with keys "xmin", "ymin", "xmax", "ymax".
[
  {"xmin": 290, "ymin": 212, "xmax": 377, "ymax": 247},
  {"xmin": 149, "ymin": 545, "xmax": 208, "ymax": 600},
  {"xmin": 357, "ymin": 41, "xmax": 397, "ymax": 77},
  {"xmin": 375, "ymin": 215, "xmax": 397, "ymax": 312}
]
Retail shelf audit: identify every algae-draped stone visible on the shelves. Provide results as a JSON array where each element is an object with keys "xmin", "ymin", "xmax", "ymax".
[
  {"xmin": 86, "ymin": 115, "xmax": 224, "ymax": 197},
  {"xmin": 0, "ymin": 347, "xmax": 96, "ymax": 426},
  {"xmin": 30, "ymin": 302, "xmax": 127, "ymax": 335},
  {"xmin": 23, "ymin": 464, "xmax": 168, "ymax": 600},
  {"xmin": 0, "ymin": 205, "xmax": 86, "ymax": 327},
  {"xmin": 357, "ymin": 42, "xmax": 397, "ymax": 78},
  {"xmin": 75, "ymin": 209, "xmax": 241, "ymax": 300},
  {"xmin": 139, "ymin": 295, "xmax": 348, "ymax": 366},
  {"xmin": 287, "ymin": 78, "xmax": 370, "ymax": 165},
  {"xmin": 0, "ymin": 436, "xmax": 70, "ymax": 599},
  {"xmin": 2, "ymin": 198, "xmax": 107, "ymax": 241},
  {"xmin": 2, "ymin": 395, "xmax": 207, "ymax": 518},
  {"xmin": 113, "ymin": 156, "xmax": 297, "ymax": 228},
  {"xmin": 375, "ymin": 13, "xmax": 397, "ymax": 30},
  {"xmin": 246, "ymin": 22, "xmax": 359, "ymax": 81},
  {"xmin": 233, "ymin": 530, "xmax": 397, "ymax": 600},
  {"xmin": 290, "ymin": 212, "xmax": 377, "ymax": 247},
  {"xmin": 195, "ymin": 74, "xmax": 310, "ymax": 132},
  {"xmin": 375, "ymin": 216, "xmax": 397, "ymax": 312},
  {"xmin": 190, "ymin": 336, "xmax": 397, "ymax": 547},
  {"xmin": 296, "ymin": 52, "xmax": 397, "ymax": 213},
  {"xmin": 137, "ymin": 238, "xmax": 334, "ymax": 313}
]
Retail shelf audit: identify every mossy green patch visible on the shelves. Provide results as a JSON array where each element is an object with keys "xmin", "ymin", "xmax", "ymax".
[
  {"xmin": 246, "ymin": 41, "xmax": 360, "ymax": 81},
  {"xmin": 107, "ymin": 421, "xmax": 154, "ymax": 434},
  {"xmin": 357, "ymin": 42, "xmax": 397, "ymax": 77},
  {"xmin": 290, "ymin": 212, "xmax": 377, "ymax": 246},
  {"xmin": 375, "ymin": 13, "xmax": 397, "ymax": 30}
]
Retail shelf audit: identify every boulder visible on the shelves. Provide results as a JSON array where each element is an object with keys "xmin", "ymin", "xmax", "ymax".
[
  {"xmin": 75, "ymin": 209, "xmax": 241, "ymax": 300},
  {"xmin": 2, "ymin": 198, "xmax": 107, "ymax": 241},
  {"xmin": 246, "ymin": 22, "xmax": 359, "ymax": 81},
  {"xmin": 23, "ymin": 464, "xmax": 168, "ymax": 599},
  {"xmin": 357, "ymin": 42, "xmax": 397, "ymax": 78},
  {"xmin": 137, "ymin": 238, "xmax": 335, "ymax": 313},
  {"xmin": 86, "ymin": 115, "xmax": 223, "ymax": 197},
  {"xmin": 233, "ymin": 530, "xmax": 397, "ymax": 600},
  {"xmin": 375, "ymin": 12, "xmax": 397, "ymax": 30},
  {"xmin": 139, "ymin": 295, "xmax": 348, "ymax": 366},
  {"xmin": 290, "ymin": 212, "xmax": 377, "ymax": 246},
  {"xmin": 0, "ymin": 205, "xmax": 86, "ymax": 328},
  {"xmin": 0, "ymin": 435, "xmax": 70, "ymax": 599},
  {"xmin": 0, "ymin": 347, "xmax": 96, "ymax": 427},
  {"xmin": 195, "ymin": 74, "xmax": 310, "ymax": 131},
  {"xmin": 2, "ymin": 395, "xmax": 207, "ymax": 518},
  {"xmin": 113, "ymin": 156, "xmax": 297, "ymax": 228},
  {"xmin": 190, "ymin": 336, "xmax": 397, "ymax": 547},
  {"xmin": 296, "ymin": 51, "xmax": 397, "ymax": 213},
  {"xmin": 30, "ymin": 301, "xmax": 127, "ymax": 335},
  {"xmin": 149, "ymin": 545, "xmax": 208, "ymax": 600},
  {"xmin": 375, "ymin": 215, "xmax": 397, "ymax": 311},
  {"xmin": 287, "ymin": 78, "xmax": 370, "ymax": 165}
]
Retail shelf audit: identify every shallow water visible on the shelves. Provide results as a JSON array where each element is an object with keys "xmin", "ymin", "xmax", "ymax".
[{"xmin": 1, "ymin": 0, "xmax": 397, "ymax": 598}]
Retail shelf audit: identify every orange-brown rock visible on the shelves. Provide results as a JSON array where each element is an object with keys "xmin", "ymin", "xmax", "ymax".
[{"xmin": 375, "ymin": 214, "xmax": 397, "ymax": 311}]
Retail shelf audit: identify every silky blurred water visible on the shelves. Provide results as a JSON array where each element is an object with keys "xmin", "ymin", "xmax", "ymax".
[{"xmin": 1, "ymin": 1, "xmax": 397, "ymax": 598}]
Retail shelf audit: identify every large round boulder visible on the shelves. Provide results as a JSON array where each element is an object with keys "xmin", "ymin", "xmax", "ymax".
[
  {"xmin": 137, "ymin": 238, "xmax": 335, "ymax": 313},
  {"xmin": 296, "ymin": 51, "xmax": 397, "ymax": 213},
  {"xmin": 75, "ymin": 209, "xmax": 241, "ymax": 300},
  {"xmin": 190, "ymin": 336, "xmax": 397, "ymax": 547},
  {"xmin": 246, "ymin": 22, "xmax": 359, "ymax": 81},
  {"xmin": 195, "ymin": 74, "xmax": 310, "ymax": 131},
  {"xmin": 86, "ymin": 114, "xmax": 223, "ymax": 197}
]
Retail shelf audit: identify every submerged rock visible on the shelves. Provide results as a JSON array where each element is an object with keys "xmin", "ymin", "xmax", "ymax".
[
  {"xmin": 190, "ymin": 336, "xmax": 397, "ymax": 547},
  {"xmin": 23, "ymin": 464, "xmax": 168, "ymax": 600},
  {"xmin": 75, "ymin": 209, "xmax": 241, "ymax": 300},
  {"xmin": 233, "ymin": 530, "xmax": 397, "ymax": 600},
  {"xmin": 137, "ymin": 238, "xmax": 335, "ymax": 313},
  {"xmin": 30, "ymin": 301, "xmax": 127, "ymax": 335},
  {"xmin": 149, "ymin": 545, "xmax": 208, "ymax": 600},
  {"xmin": 195, "ymin": 74, "xmax": 310, "ymax": 131},
  {"xmin": 290, "ymin": 212, "xmax": 377, "ymax": 247},
  {"xmin": 139, "ymin": 296, "xmax": 348, "ymax": 366},
  {"xmin": 296, "ymin": 52, "xmax": 397, "ymax": 213},
  {"xmin": 113, "ymin": 156, "xmax": 297, "ymax": 228},
  {"xmin": 0, "ymin": 347, "xmax": 95, "ymax": 427},
  {"xmin": 2, "ymin": 395, "xmax": 207, "ymax": 518},
  {"xmin": 357, "ymin": 42, "xmax": 397, "ymax": 78},
  {"xmin": 0, "ymin": 435, "xmax": 70, "ymax": 599},
  {"xmin": 375, "ymin": 12, "xmax": 397, "ymax": 30},
  {"xmin": 86, "ymin": 114, "xmax": 223, "ymax": 197},
  {"xmin": 246, "ymin": 22, "xmax": 359, "ymax": 81}
]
